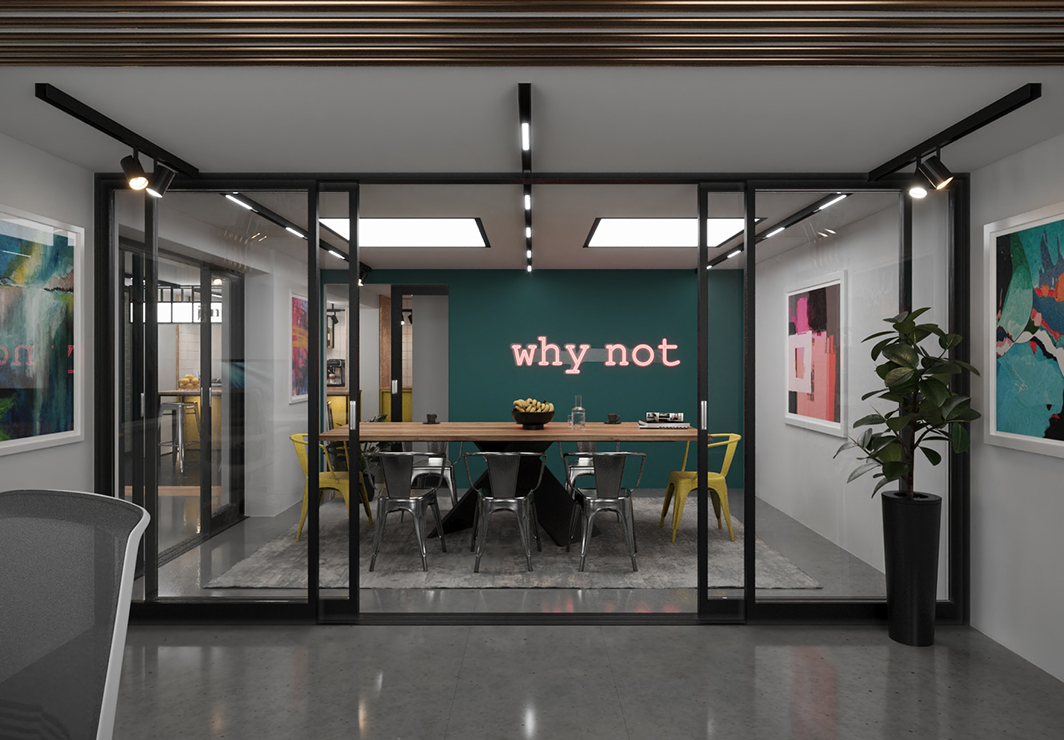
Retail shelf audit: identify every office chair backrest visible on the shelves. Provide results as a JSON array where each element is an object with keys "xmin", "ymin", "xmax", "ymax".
[{"xmin": 0, "ymin": 489, "xmax": 149, "ymax": 740}]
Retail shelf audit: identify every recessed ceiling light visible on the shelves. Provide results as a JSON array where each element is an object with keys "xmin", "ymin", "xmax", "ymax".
[
  {"xmin": 320, "ymin": 218, "xmax": 488, "ymax": 248},
  {"xmin": 526, "ymin": 249, "xmax": 532, "ymax": 258},
  {"xmin": 524, "ymin": 193, "xmax": 531, "ymax": 210},
  {"xmin": 521, "ymin": 122, "xmax": 530, "ymax": 152},
  {"xmin": 585, "ymin": 218, "xmax": 761, "ymax": 248},
  {"xmin": 526, "ymin": 264, "xmax": 532, "ymax": 272},
  {"xmin": 525, "ymin": 226, "xmax": 532, "ymax": 238}
]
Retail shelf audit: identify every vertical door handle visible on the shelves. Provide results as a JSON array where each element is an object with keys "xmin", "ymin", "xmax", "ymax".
[
  {"xmin": 700, "ymin": 400, "xmax": 708, "ymax": 431},
  {"xmin": 140, "ymin": 393, "xmax": 145, "ymax": 418},
  {"xmin": 350, "ymin": 400, "xmax": 358, "ymax": 425},
  {"xmin": 391, "ymin": 379, "xmax": 399, "ymax": 394}
]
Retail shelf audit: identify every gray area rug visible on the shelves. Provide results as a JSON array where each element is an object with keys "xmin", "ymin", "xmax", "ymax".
[{"xmin": 207, "ymin": 497, "xmax": 821, "ymax": 590}]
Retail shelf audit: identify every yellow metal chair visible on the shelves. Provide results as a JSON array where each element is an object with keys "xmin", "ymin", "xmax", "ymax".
[
  {"xmin": 290, "ymin": 433, "xmax": 373, "ymax": 541},
  {"xmin": 326, "ymin": 396, "xmax": 347, "ymax": 429},
  {"xmin": 659, "ymin": 433, "xmax": 741, "ymax": 543}
]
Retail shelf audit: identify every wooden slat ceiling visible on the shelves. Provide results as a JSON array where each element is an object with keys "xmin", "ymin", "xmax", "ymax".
[{"xmin": 2, "ymin": 1, "xmax": 1063, "ymax": 66}]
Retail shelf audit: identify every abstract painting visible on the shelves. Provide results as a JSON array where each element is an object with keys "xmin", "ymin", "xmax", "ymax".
[
  {"xmin": 786, "ymin": 276, "xmax": 844, "ymax": 436},
  {"xmin": 0, "ymin": 205, "xmax": 83, "ymax": 455},
  {"xmin": 290, "ymin": 293, "xmax": 309, "ymax": 403},
  {"xmin": 986, "ymin": 203, "xmax": 1064, "ymax": 457}
]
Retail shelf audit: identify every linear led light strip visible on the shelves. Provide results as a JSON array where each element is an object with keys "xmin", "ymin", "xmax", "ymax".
[
  {"xmin": 707, "ymin": 192, "xmax": 850, "ymax": 269},
  {"xmin": 519, "ymin": 83, "xmax": 534, "ymax": 274}
]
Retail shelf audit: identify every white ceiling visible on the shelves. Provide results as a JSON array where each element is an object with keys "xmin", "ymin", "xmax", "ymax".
[{"xmin": 3, "ymin": 65, "xmax": 1059, "ymax": 269}]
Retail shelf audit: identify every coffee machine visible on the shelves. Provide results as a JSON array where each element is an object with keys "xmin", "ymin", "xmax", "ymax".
[{"xmin": 326, "ymin": 359, "xmax": 345, "ymax": 387}]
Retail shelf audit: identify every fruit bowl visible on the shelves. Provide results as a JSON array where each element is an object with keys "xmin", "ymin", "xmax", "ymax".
[{"xmin": 512, "ymin": 408, "xmax": 554, "ymax": 430}]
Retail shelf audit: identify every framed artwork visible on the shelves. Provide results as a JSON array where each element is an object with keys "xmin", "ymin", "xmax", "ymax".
[
  {"xmin": 985, "ymin": 202, "xmax": 1064, "ymax": 458},
  {"xmin": 290, "ymin": 292, "xmax": 309, "ymax": 403},
  {"xmin": 785, "ymin": 273, "xmax": 845, "ymax": 437},
  {"xmin": 0, "ymin": 204, "xmax": 84, "ymax": 456}
]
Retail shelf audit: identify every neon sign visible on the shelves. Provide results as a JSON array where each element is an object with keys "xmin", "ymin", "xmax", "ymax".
[{"xmin": 510, "ymin": 336, "xmax": 680, "ymax": 374}]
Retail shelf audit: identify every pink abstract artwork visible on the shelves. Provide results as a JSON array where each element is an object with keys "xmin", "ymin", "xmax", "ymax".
[{"xmin": 787, "ymin": 283, "xmax": 841, "ymax": 424}]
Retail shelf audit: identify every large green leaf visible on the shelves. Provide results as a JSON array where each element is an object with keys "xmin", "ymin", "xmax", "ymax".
[
  {"xmin": 848, "ymin": 462, "xmax": 879, "ymax": 483},
  {"xmin": 939, "ymin": 333, "xmax": 963, "ymax": 350},
  {"xmin": 920, "ymin": 378, "xmax": 950, "ymax": 407},
  {"xmin": 871, "ymin": 337, "xmax": 894, "ymax": 361},
  {"xmin": 834, "ymin": 439, "xmax": 855, "ymax": 458},
  {"xmin": 940, "ymin": 396, "xmax": 967, "ymax": 420},
  {"xmin": 920, "ymin": 447, "xmax": 942, "ymax": 466},
  {"xmin": 854, "ymin": 413, "xmax": 886, "ymax": 427},
  {"xmin": 884, "ymin": 367, "xmax": 915, "ymax": 387},
  {"xmin": 951, "ymin": 423, "xmax": 971, "ymax": 452},
  {"xmin": 862, "ymin": 330, "xmax": 894, "ymax": 343},
  {"xmin": 908, "ymin": 307, "xmax": 932, "ymax": 322},
  {"xmin": 881, "ymin": 461, "xmax": 910, "ymax": 480},
  {"xmin": 885, "ymin": 414, "xmax": 917, "ymax": 432},
  {"xmin": 882, "ymin": 344, "xmax": 919, "ymax": 368}
]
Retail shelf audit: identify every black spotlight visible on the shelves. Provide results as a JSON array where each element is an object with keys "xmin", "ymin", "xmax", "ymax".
[
  {"xmin": 146, "ymin": 164, "xmax": 176, "ymax": 199},
  {"xmin": 909, "ymin": 160, "xmax": 928, "ymax": 199},
  {"xmin": 120, "ymin": 152, "xmax": 148, "ymax": 190},
  {"xmin": 917, "ymin": 154, "xmax": 954, "ymax": 190}
]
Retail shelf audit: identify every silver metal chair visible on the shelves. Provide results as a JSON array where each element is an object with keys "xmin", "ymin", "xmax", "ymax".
[
  {"xmin": 463, "ymin": 451, "xmax": 546, "ymax": 572},
  {"xmin": 411, "ymin": 441, "xmax": 462, "ymax": 506},
  {"xmin": 559, "ymin": 440, "xmax": 597, "ymax": 494},
  {"xmin": 567, "ymin": 452, "xmax": 646, "ymax": 572},
  {"xmin": 0, "ymin": 489, "xmax": 149, "ymax": 740},
  {"xmin": 369, "ymin": 452, "xmax": 447, "ymax": 572}
]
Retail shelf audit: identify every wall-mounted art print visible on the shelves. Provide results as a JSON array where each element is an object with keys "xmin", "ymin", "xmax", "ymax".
[
  {"xmin": 0, "ymin": 205, "xmax": 84, "ymax": 456},
  {"xmin": 290, "ymin": 292, "xmax": 309, "ymax": 403},
  {"xmin": 785, "ymin": 274, "xmax": 845, "ymax": 437},
  {"xmin": 986, "ymin": 202, "xmax": 1064, "ymax": 458}
]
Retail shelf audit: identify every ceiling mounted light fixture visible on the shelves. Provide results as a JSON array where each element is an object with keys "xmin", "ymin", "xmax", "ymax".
[
  {"xmin": 145, "ymin": 163, "xmax": 176, "ymax": 199},
  {"xmin": 764, "ymin": 226, "xmax": 786, "ymax": 238},
  {"xmin": 585, "ymin": 217, "xmax": 761, "ymax": 249},
  {"xmin": 816, "ymin": 194, "xmax": 848, "ymax": 212},
  {"xmin": 225, "ymin": 193, "xmax": 255, "ymax": 211},
  {"xmin": 121, "ymin": 150, "xmax": 148, "ymax": 190},
  {"xmin": 917, "ymin": 153, "xmax": 954, "ymax": 190}
]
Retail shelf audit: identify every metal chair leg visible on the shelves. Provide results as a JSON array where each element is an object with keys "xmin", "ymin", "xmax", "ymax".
[
  {"xmin": 529, "ymin": 496, "xmax": 542, "ymax": 552},
  {"xmin": 469, "ymin": 495, "xmax": 479, "ymax": 552},
  {"xmin": 473, "ymin": 501, "xmax": 489, "ymax": 573},
  {"xmin": 628, "ymin": 497, "xmax": 637, "ymax": 553},
  {"xmin": 621, "ymin": 501, "xmax": 638, "ymax": 572},
  {"xmin": 516, "ymin": 502, "xmax": 533, "ymax": 572},
  {"xmin": 579, "ymin": 508, "xmax": 597, "ymax": 572},
  {"xmin": 444, "ymin": 467, "xmax": 458, "ymax": 506},
  {"xmin": 410, "ymin": 503, "xmax": 428, "ymax": 571},
  {"xmin": 369, "ymin": 500, "xmax": 388, "ymax": 572},
  {"xmin": 430, "ymin": 499, "xmax": 447, "ymax": 553},
  {"xmin": 566, "ymin": 498, "xmax": 580, "ymax": 553}
]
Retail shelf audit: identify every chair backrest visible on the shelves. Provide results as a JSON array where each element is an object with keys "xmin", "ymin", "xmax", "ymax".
[
  {"xmin": 374, "ymin": 451, "xmax": 440, "ymax": 499},
  {"xmin": 0, "ymin": 489, "xmax": 149, "ymax": 740},
  {"xmin": 678, "ymin": 433, "xmax": 742, "ymax": 476},
  {"xmin": 463, "ymin": 452, "xmax": 545, "ymax": 499},
  {"xmin": 583, "ymin": 452, "xmax": 646, "ymax": 498},
  {"xmin": 290, "ymin": 433, "xmax": 310, "ymax": 478},
  {"xmin": 426, "ymin": 440, "xmax": 449, "ymax": 459},
  {"xmin": 326, "ymin": 396, "xmax": 347, "ymax": 428}
]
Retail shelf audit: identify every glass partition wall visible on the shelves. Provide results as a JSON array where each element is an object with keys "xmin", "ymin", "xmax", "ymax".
[{"xmin": 101, "ymin": 173, "xmax": 969, "ymax": 625}]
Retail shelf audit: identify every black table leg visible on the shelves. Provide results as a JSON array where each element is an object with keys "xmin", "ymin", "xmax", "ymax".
[{"xmin": 429, "ymin": 439, "xmax": 596, "ymax": 546}]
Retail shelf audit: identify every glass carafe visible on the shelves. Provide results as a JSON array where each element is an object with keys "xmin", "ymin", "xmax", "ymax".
[{"xmin": 569, "ymin": 394, "xmax": 586, "ymax": 430}]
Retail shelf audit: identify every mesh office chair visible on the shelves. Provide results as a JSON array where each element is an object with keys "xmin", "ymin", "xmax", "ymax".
[
  {"xmin": 463, "ymin": 451, "xmax": 546, "ymax": 573},
  {"xmin": 369, "ymin": 452, "xmax": 447, "ymax": 572},
  {"xmin": 567, "ymin": 452, "xmax": 645, "ymax": 572},
  {"xmin": 0, "ymin": 489, "xmax": 149, "ymax": 740}
]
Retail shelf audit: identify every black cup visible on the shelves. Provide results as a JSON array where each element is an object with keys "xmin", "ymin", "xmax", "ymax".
[
  {"xmin": 607, "ymin": 413, "xmax": 620, "ymax": 424},
  {"xmin": 426, "ymin": 413, "xmax": 437, "ymax": 424}
]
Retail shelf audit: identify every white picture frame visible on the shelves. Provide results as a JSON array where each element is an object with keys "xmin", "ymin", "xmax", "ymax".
[
  {"xmin": 0, "ymin": 204, "xmax": 84, "ymax": 456},
  {"xmin": 784, "ymin": 272, "xmax": 846, "ymax": 437},
  {"xmin": 984, "ymin": 200, "xmax": 1064, "ymax": 458}
]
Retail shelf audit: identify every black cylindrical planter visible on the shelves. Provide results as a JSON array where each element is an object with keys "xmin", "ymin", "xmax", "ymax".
[{"xmin": 882, "ymin": 491, "xmax": 941, "ymax": 646}]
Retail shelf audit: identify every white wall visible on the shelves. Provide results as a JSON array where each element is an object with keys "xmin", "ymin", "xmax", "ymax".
[
  {"xmin": 412, "ymin": 295, "xmax": 449, "ymax": 423},
  {"xmin": 359, "ymin": 301, "xmax": 380, "ymax": 420},
  {"xmin": 754, "ymin": 196, "xmax": 950, "ymax": 579},
  {"xmin": 0, "ymin": 131, "xmax": 95, "ymax": 492},
  {"xmin": 969, "ymin": 127, "xmax": 1064, "ymax": 682}
]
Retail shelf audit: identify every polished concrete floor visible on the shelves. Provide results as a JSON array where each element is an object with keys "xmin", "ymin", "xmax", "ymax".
[
  {"xmin": 113, "ymin": 624, "xmax": 1064, "ymax": 740},
  {"xmin": 145, "ymin": 489, "xmax": 885, "ymax": 609}
]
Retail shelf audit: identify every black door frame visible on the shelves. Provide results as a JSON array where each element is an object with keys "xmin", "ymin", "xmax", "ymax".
[{"xmin": 93, "ymin": 170, "xmax": 969, "ymax": 626}]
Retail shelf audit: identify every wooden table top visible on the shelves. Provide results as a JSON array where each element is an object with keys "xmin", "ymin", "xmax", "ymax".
[{"xmin": 320, "ymin": 421, "xmax": 697, "ymax": 443}]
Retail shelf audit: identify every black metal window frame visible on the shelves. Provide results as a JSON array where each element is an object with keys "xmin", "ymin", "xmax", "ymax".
[{"xmin": 93, "ymin": 171, "xmax": 969, "ymax": 626}]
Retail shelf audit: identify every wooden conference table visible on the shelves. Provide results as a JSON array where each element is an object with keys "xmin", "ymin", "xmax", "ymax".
[{"xmin": 321, "ymin": 421, "xmax": 697, "ymax": 545}]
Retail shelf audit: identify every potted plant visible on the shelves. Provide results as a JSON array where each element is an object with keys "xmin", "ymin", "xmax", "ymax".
[{"xmin": 836, "ymin": 307, "xmax": 980, "ymax": 646}]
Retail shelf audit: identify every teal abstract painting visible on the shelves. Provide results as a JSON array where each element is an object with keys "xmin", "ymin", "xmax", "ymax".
[
  {"xmin": 0, "ymin": 207, "xmax": 81, "ymax": 453},
  {"xmin": 995, "ymin": 215, "xmax": 1064, "ymax": 442}
]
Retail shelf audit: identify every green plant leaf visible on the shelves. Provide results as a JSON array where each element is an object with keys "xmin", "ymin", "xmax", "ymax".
[
  {"xmin": 847, "ymin": 462, "xmax": 879, "ymax": 483},
  {"xmin": 861, "ymin": 389, "xmax": 887, "ymax": 401},
  {"xmin": 872, "ymin": 476, "xmax": 894, "ymax": 496},
  {"xmin": 940, "ymin": 396, "xmax": 967, "ymax": 420},
  {"xmin": 920, "ymin": 447, "xmax": 942, "ymax": 466},
  {"xmin": 939, "ymin": 333, "xmax": 963, "ymax": 349},
  {"xmin": 920, "ymin": 378, "xmax": 950, "ymax": 407},
  {"xmin": 884, "ymin": 367, "xmax": 915, "ymax": 387},
  {"xmin": 885, "ymin": 414, "xmax": 916, "ymax": 432},
  {"xmin": 881, "ymin": 460, "xmax": 909, "ymax": 480},
  {"xmin": 834, "ymin": 439, "xmax": 855, "ymax": 458},
  {"xmin": 862, "ymin": 330, "xmax": 894, "ymax": 342},
  {"xmin": 870, "ymin": 337, "xmax": 894, "ymax": 361},
  {"xmin": 908, "ymin": 307, "xmax": 932, "ymax": 322},
  {"xmin": 883, "ymin": 344, "xmax": 919, "ymax": 368},
  {"xmin": 880, "ymin": 441, "xmax": 903, "ymax": 462},
  {"xmin": 853, "ymin": 413, "xmax": 886, "ymax": 428},
  {"xmin": 951, "ymin": 422, "xmax": 971, "ymax": 452}
]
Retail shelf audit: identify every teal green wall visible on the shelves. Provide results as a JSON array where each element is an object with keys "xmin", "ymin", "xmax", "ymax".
[{"xmin": 367, "ymin": 269, "xmax": 743, "ymax": 488}]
